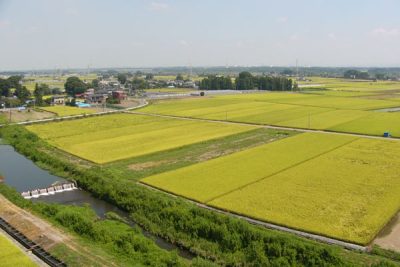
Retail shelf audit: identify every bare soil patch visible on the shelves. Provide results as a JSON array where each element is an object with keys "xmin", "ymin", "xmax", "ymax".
[
  {"xmin": 129, "ymin": 160, "xmax": 172, "ymax": 171},
  {"xmin": 3, "ymin": 109, "xmax": 55, "ymax": 123}
]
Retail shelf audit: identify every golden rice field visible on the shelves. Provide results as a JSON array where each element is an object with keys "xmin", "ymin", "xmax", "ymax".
[
  {"xmin": 0, "ymin": 233, "xmax": 37, "ymax": 267},
  {"xmin": 40, "ymin": 106, "xmax": 95, "ymax": 117},
  {"xmin": 297, "ymin": 76, "xmax": 400, "ymax": 92},
  {"xmin": 141, "ymin": 133, "xmax": 355, "ymax": 202},
  {"xmin": 26, "ymin": 113, "xmax": 257, "ymax": 163},
  {"xmin": 142, "ymin": 132, "xmax": 400, "ymax": 244},
  {"xmin": 140, "ymin": 92, "xmax": 400, "ymax": 136}
]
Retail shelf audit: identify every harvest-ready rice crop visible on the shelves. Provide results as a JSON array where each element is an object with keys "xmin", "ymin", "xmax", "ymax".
[
  {"xmin": 26, "ymin": 113, "xmax": 257, "ymax": 163},
  {"xmin": 329, "ymin": 112, "xmax": 400, "ymax": 137},
  {"xmin": 142, "ymin": 132, "xmax": 400, "ymax": 244},
  {"xmin": 141, "ymin": 133, "xmax": 356, "ymax": 202},
  {"xmin": 209, "ymin": 138, "xmax": 400, "ymax": 245},
  {"xmin": 40, "ymin": 106, "xmax": 95, "ymax": 116},
  {"xmin": 139, "ymin": 92, "xmax": 400, "ymax": 136},
  {"xmin": 0, "ymin": 233, "xmax": 37, "ymax": 267}
]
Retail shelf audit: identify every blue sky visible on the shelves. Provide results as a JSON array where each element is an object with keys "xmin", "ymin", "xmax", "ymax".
[{"xmin": 0, "ymin": 0, "xmax": 399, "ymax": 70}]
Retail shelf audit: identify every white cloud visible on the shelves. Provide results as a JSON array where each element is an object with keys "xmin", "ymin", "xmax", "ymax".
[
  {"xmin": 150, "ymin": 2, "xmax": 169, "ymax": 11},
  {"xmin": 328, "ymin": 33, "xmax": 337, "ymax": 40},
  {"xmin": 131, "ymin": 41, "xmax": 145, "ymax": 47},
  {"xmin": 235, "ymin": 41, "xmax": 243, "ymax": 48},
  {"xmin": 179, "ymin": 40, "xmax": 189, "ymax": 46},
  {"xmin": 65, "ymin": 7, "xmax": 79, "ymax": 16},
  {"xmin": 276, "ymin": 16, "xmax": 288, "ymax": 23},
  {"xmin": 371, "ymin": 27, "xmax": 400, "ymax": 37},
  {"xmin": 290, "ymin": 33, "xmax": 299, "ymax": 41},
  {"xmin": 0, "ymin": 20, "xmax": 10, "ymax": 28},
  {"xmin": 26, "ymin": 26, "xmax": 40, "ymax": 34}
]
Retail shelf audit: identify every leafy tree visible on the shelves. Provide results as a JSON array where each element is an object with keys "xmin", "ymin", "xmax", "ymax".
[
  {"xmin": 51, "ymin": 88, "xmax": 62, "ymax": 95},
  {"xmin": 281, "ymin": 69, "xmax": 294, "ymax": 75},
  {"xmin": 293, "ymin": 81, "xmax": 299, "ymax": 91},
  {"xmin": 375, "ymin": 73, "xmax": 386, "ymax": 80},
  {"xmin": 176, "ymin": 74, "xmax": 184, "ymax": 81},
  {"xmin": 64, "ymin": 76, "xmax": 87, "ymax": 96},
  {"xmin": 15, "ymin": 86, "xmax": 30, "ymax": 102},
  {"xmin": 117, "ymin": 74, "xmax": 127, "ymax": 85},
  {"xmin": 0, "ymin": 79, "xmax": 10, "ymax": 97},
  {"xmin": 344, "ymin": 69, "xmax": 369, "ymax": 79},
  {"xmin": 7, "ymin": 75, "xmax": 22, "ymax": 89},
  {"xmin": 200, "ymin": 75, "xmax": 233, "ymax": 90},
  {"xmin": 236, "ymin": 71, "xmax": 254, "ymax": 90},
  {"xmin": 33, "ymin": 83, "xmax": 44, "ymax": 106},
  {"xmin": 37, "ymin": 83, "xmax": 51, "ymax": 95},
  {"xmin": 131, "ymin": 78, "xmax": 148, "ymax": 90},
  {"xmin": 235, "ymin": 72, "xmax": 293, "ymax": 91},
  {"xmin": 91, "ymin": 79, "xmax": 99, "ymax": 89},
  {"xmin": 145, "ymin": 73, "xmax": 154, "ymax": 80}
]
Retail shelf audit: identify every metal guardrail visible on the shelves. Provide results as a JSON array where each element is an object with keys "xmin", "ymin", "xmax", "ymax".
[{"xmin": 0, "ymin": 217, "xmax": 66, "ymax": 266}]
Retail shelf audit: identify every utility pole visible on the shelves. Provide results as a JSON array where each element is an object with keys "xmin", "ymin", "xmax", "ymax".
[{"xmin": 9, "ymin": 103, "xmax": 12, "ymax": 122}]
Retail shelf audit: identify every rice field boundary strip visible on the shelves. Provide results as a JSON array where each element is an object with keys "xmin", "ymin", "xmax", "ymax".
[
  {"xmin": 127, "ymin": 110, "xmax": 400, "ymax": 141},
  {"xmin": 138, "ymin": 182, "xmax": 368, "ymax": 252},
  {"xmin": 203, "ymin": 137, "xmax": 360, "ymax": 203}
]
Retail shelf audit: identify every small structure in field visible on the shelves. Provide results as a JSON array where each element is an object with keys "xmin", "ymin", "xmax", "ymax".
[
  {"xmin": 51, "ymin": 95, "xmax": 66, "ymax": 105},
  {"xmin": 111, "ymin": 90, "xmax": 127, "ymax": 103}
]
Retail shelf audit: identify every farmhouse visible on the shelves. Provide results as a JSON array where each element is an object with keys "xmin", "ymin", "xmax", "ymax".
[
  {"xmin": 112, "ymin": 90, "xmax": 127, "ymax": 102},
  {"xmin": 51, "ymin": 95, "xmax": 66, "ymax": 105},
  {"xmin": 86, "ymin": 93, "xmax": 108, "ymax": 104}
]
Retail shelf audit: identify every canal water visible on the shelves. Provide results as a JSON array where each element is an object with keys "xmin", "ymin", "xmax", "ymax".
[
  {"xmin": 0, "ymin": 145, "xmax": 65, "ymax": 192},
  {"xmin": 0, "ymin": 142, "xmax": 193, "ymax": 259}
]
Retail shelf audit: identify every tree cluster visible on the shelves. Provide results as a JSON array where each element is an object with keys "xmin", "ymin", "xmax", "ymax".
[
  {"xmin": 0, "ymin": 76, "xmax": 31, "ymax": 105},
  {"xmin": 200, "ymin": 72, "xmax": 295, "ymax": 91},
  {"xmin": 64, "ymin": 76, "xmax": 88, "ymax": 96},
  {"xmin": 343, "ymin": 70, "xmax": 370, "ymax": 79},
  {"xmin": 199, "ymin": 75, "xmax": 233, "ymax": 90}
]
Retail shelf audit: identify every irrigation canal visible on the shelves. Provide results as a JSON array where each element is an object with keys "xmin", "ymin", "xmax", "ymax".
[{"xmin": 0, "ymin": 141, "xmax": 194, "ymax": 259}]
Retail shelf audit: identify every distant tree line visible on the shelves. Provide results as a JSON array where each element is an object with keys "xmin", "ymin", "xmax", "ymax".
[
  {"xmin": 199, "ymin": 75, "xmax": 233, "ymax": 90},
  {"xmin": 199, "ymin": 71, "xmax": 296, "ymax": 91},
  {"xmin": 343, "ymin": 69, "xmax": 393, "ymax": 80},
  {"xmin": 343, "ymin": 70, "xmax": 370, "ymax": 80}
]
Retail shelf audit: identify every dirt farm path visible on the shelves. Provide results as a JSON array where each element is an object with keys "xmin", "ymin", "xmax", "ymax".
[
  {"xmin": 0, "ymin": 194, "xmax": 118, "ymax": 266},
  {"xmin": 374, "ymin": 212, "xmax": 400, "ymax": 252}
]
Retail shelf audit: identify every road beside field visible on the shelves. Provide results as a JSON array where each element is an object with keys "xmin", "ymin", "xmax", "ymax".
[{"xmin": 374, "ymin": 212, "xmax": 400, "ymax": 252}]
